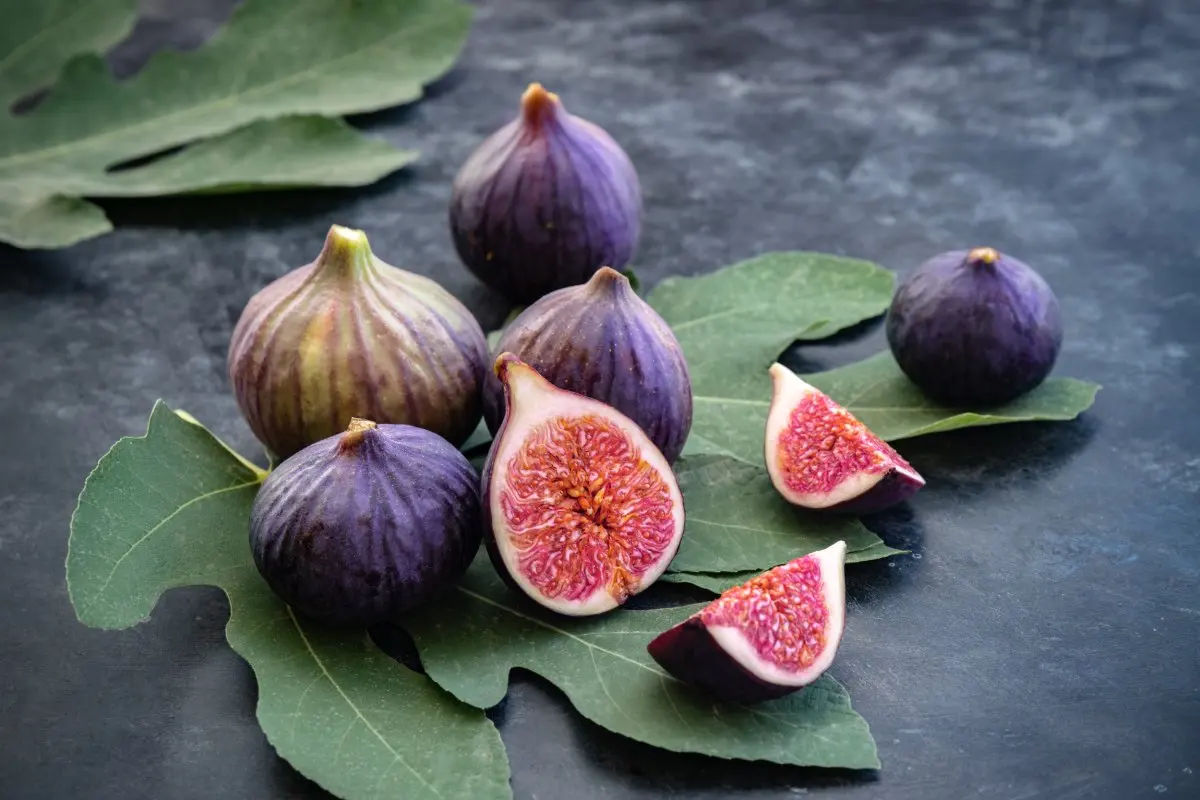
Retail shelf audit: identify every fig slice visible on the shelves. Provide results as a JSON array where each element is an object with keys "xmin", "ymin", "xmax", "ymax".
[
  {"xmin": 482, "ymin": 353, "xmax": 686, "ymax": 616},
  {"xmin": 764, "ymin": 363, "xmax": 924, "ymax": 513},
  {"xmin": 648, "ymin": 541, "xmax": 848, "ymax": 704}
]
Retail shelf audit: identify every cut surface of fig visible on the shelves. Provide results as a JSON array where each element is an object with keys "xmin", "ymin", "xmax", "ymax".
[
  {"xmin": 483, "ymin": 353, "xmax": 685, "ymax": 616},
  {"xmin": 648, "ymin": 541, "xmax": 848, "ymax": 704},
  {"xmin": 764, "ymin": 363, "xmax": 924, "ymax": 514}
]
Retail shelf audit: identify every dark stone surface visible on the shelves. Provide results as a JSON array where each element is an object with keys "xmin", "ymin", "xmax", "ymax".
[{"xmin": 2, "ymin": 0, "xmax": 1198, "ymax": 798}]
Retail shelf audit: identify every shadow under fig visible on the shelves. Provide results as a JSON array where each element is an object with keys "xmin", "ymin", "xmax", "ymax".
[{"xmin": 897, "ymin": 411, "xmax": 1099, "ymax": 499}]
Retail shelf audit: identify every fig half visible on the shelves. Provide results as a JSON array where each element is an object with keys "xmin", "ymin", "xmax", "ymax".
[
  {"xmin": 765, "ymin": 363, "xmax": 924, "ymax": 513},
  {"xmin": 648, "ymin": 541, "xmax": 848, "ymax": 703},
  {"xmin": 482, "ymin": 353, "xmax": 685, "ymax": 616}
]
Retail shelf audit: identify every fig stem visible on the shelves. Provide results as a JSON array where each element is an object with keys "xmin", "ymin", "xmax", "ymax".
[
  {"xmin": 520, "ymin": 82, "xmax": 561, "ymax": 128},
  {"xmin": 312, "ymin": 224, "xmax": 377, "ymax": 283},
  {"xmin": 967, "ymin": 247, "xmax": 1000, "ymax": 267},
  {"xmin": 339, "ymin": 417, "xmax": 378, "ymax": 453}
]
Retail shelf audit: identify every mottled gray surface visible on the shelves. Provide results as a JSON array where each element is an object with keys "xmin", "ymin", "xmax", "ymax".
[{"xmin": 2, "ymin": 0, "xmax": 1199, "ymax": 798}]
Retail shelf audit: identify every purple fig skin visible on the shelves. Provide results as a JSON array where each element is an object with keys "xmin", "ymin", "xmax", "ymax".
[
  {"xmin": 482, "ymin": 267, "xmax": 693, "ymax": 463},
  {"xmin": 449, "ymin": 83, "xmax": 642, "ymax": 304},
  {"xmin": 647, "ymin": 619, "xmax": 797, "ymax": 704},
  {"xmin": 228, "ymin": 225, "xmax": 489, "ymax": 460},
  {"xmin": 885, "ymin": 247, "xmax": 1063, "ymax": 407},
  {"xmin": 249, "ymin": 419, "xmax": 482, "ymax": 627},
  {"xmin": 825, "ymin": 469, "xmax": 923, "ymax": 515}
]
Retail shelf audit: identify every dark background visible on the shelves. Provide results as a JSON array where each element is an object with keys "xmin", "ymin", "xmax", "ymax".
[{"xmin": 2, "ymin": 0, "xmax": 1198, "ymax": 798}]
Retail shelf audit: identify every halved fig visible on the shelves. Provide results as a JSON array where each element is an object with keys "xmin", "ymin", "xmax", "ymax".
[
  {"xmin": 764, "ymin": 363, "xmax": 924, "ymax": 513},
  {"xmin": 482, "ymin": 353, "xmax": 686, "ymax": 616},
  {"xmin": 648, "ymin": 541, "xmax": 848, "ymax": 703}
]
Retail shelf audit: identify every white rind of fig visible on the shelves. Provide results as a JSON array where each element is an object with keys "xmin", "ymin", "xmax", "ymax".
[
  {"xmin": 764, "ymin": 363, "xmax": 924, "ymax": 513},
  {"xmin": 482, "ymin": 353, "xmax": 686, "ymax": 617}
]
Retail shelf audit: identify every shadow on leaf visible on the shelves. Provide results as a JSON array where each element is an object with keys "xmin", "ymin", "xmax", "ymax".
[{"xmin": 504, "ymin": 669, "xmax": 879, "ymax": 795}]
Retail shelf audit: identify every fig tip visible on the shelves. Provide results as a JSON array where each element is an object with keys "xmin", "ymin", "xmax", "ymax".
[
  {"xmin": 338, "ymin": 417, "xmax": 378, "ymax": 453},
  {"xmin": 520, "ymin": 82, "xmax": 561, "ymax": 125},
  {"xmin": 966, "ymin": 246, "xmax": 1000, "ymax": 266}
]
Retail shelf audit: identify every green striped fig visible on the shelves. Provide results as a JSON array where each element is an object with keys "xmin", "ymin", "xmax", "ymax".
[{"xmin": 228, "ymin": 225, "xmax": 488, "ymax": 460}]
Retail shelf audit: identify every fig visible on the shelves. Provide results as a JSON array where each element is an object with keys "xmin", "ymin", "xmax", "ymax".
[
  {"xmin": 228, "ymin": 224, "xmax": 489, "ymax": 460},
  {"xmin": 449, "ymin": 82, "xmax": 642, "ymax": 304},
  {"xmin": 249, "ymin": 418, "xmax": 481, "ymax": 626},
  {"xmin": 482, "ymin": 266, "xmax": 692, "ymax": 463},
  {"xmin": 764, "ymin": 363, "xmax": 924, "ymax": 513},
  {"xmin": 482, "ymin": 353, "xmax": 685, "ymax": 616},
  {"xmin": 648, "ymin": 541, "xmax": 848, "ymax": 704},
  {"xmin": 886, "ymin": 246, "xmax": 1064, "ymax": 406}
]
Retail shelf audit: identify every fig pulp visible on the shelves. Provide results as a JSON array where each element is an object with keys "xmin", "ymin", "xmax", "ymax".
[
  {"xmin": 483, "ymin": 266, "xmax": 693, "ymax": 463},
  {"xmin": 765, "ymin": 363, "xmax": 924, "ymax": 513},
  {"xmin": 228, "ymin": 225, "xmax": 488, "ymax": 460},
  {"xmin": 886, "ymin": 247, "xmax": 1064, "ymax": 406},
  {"xmin": 482, "ymin": 354, "xmax": 685, "ymax": 616},
  {"xmin": 250, "ymin": 418, "xmax": 482, "ymax": 626},
  {"xmin": 449, "ymin": 83, "xmax": 642, "ymax": 304},
  {"xmin": 648, "ymin": 541, "xmax": 848, "ymax": 704}
]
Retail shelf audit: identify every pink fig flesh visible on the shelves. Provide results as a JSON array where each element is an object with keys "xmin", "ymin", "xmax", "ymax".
[
  {"xmin": 648, "ymin": 541, "xmax": 848, "ymax": 704},
  {"xmin": 482, "ymin": 353, "xmax": 685, "ymax": 616},
  {"xmin": 764, "ymin": 363, "xmax": 924, "ymax": 513}
]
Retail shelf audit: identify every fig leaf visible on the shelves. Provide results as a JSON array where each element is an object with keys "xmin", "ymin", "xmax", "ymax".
[
  {"xmin": 649, "ymin": 252, "xmax": 895, "ymax": 466},
  {"xmin": 669, "ymin": 455, "xmax": 893, "ymax": 573},
  {"xmin": 805, "ymin": 351, "xmax": 1102, "ymax": 442},
  {"xmin": 662, "ymin": 538, "xmax": 907, "ymax": 595},
  {"xmin": 403, "ymin": 556, "xmax": 881, "ymax": 770},
  {"xmin": 66, "ymin": 402, "xmax": 511, "ymax": 800},
  {"xmin": 0, "ymin": 0, "xmax": 472, "ymax": 249}
]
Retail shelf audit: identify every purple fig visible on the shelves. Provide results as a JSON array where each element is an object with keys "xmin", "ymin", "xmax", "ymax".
[
  {"xmin": 648, "ymin": 541, "xmax": 848, "ymax": 704},
  {"xmin": 482, "ymin": 266, "xmax": 692, "ymax": 463},
  {"xmin": 249, "ymin": 418, "xmax": 482, "ymax": 626},
  {"xmin": 482, "ymin": 354, "xmax": 685, "ymax": 616},
  {"xmin": 886, "ymin": 247, "xmax": 1064, "ymax": 406},
  {"xmin": 449, "ymin": 83, "xmax": 642, "ymax": 304},
  {"xmin": 764, "ymin": 363, "xmax": 924, "ymax": 513},
  {"xmin": 228, "ymin": 225, "xmax": 489, "ymax": 460}
]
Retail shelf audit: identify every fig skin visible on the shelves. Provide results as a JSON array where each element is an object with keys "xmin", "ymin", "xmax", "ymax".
[
  {"xmin": 228, "ymin": 225, "xmax": 489, "ymax": 460},
  {"xmin": 648, "ymin": 542, "xmax": 848, "ymax": 704},
  {"xmin": 481, "ymin": 353, "xmax": 686, "ymax": 617},
  {"xmin": 886, "ymin": 247, "xmax": 1064, "ymax": 406},
  {"xmin": 449, "ymin": 83, "xmax": 642, "ymax": 304},
  {"xmin": 482, "ymin": 266, "xmax": 693, "ymax": 463},
  {"xmin": 249, "ymin": 419, "xmax": 482, "ymax": 627}
]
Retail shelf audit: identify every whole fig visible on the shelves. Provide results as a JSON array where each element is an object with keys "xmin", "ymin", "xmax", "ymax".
[
  {"xmin": 449, "ymin": 82, "xmax": 642, "ymax": 304},
  {"xmin": 228, "ymin": 225, "xmax": 488, "ymax": 460},
  {"xmin": 250, "ymin": 418, "xmax": 482, "ymax": 626},
  {"xmin": 482, "ymin": 266, "xmax": 692, "ymax": 463},
  {"xmin": 886, "ymin": 247, "xmax": 1063, "ymax": 406}
]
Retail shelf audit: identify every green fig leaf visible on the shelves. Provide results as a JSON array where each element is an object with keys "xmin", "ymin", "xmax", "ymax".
[
  {"xmin": 0, "ymin": 0, "xmax": 138, "ymax": 109},
  {"xmin": 0, "ymin": 0, "xmax": 472, "ymax": 248},
  {"xmin": 670, "ymin": 456, "xmax": 891, "ymax": 573},
  {"xmin": 67, "ymin": 403, "xmax": 511, "ymax": 800},
  {"xmin": 648, "ymin": 252, "xmax": 895, "ymax": 466},
  {"xmin": 662, "ymin": 540, "xmax": 907, "ymax": 594},
  {"xmin": 804, "ymin": 351, "xmax": 1102, "ymax": 441},
  {"xmin": 402, "ymin": 557, "xmax": 881, "ymax": 770}
]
